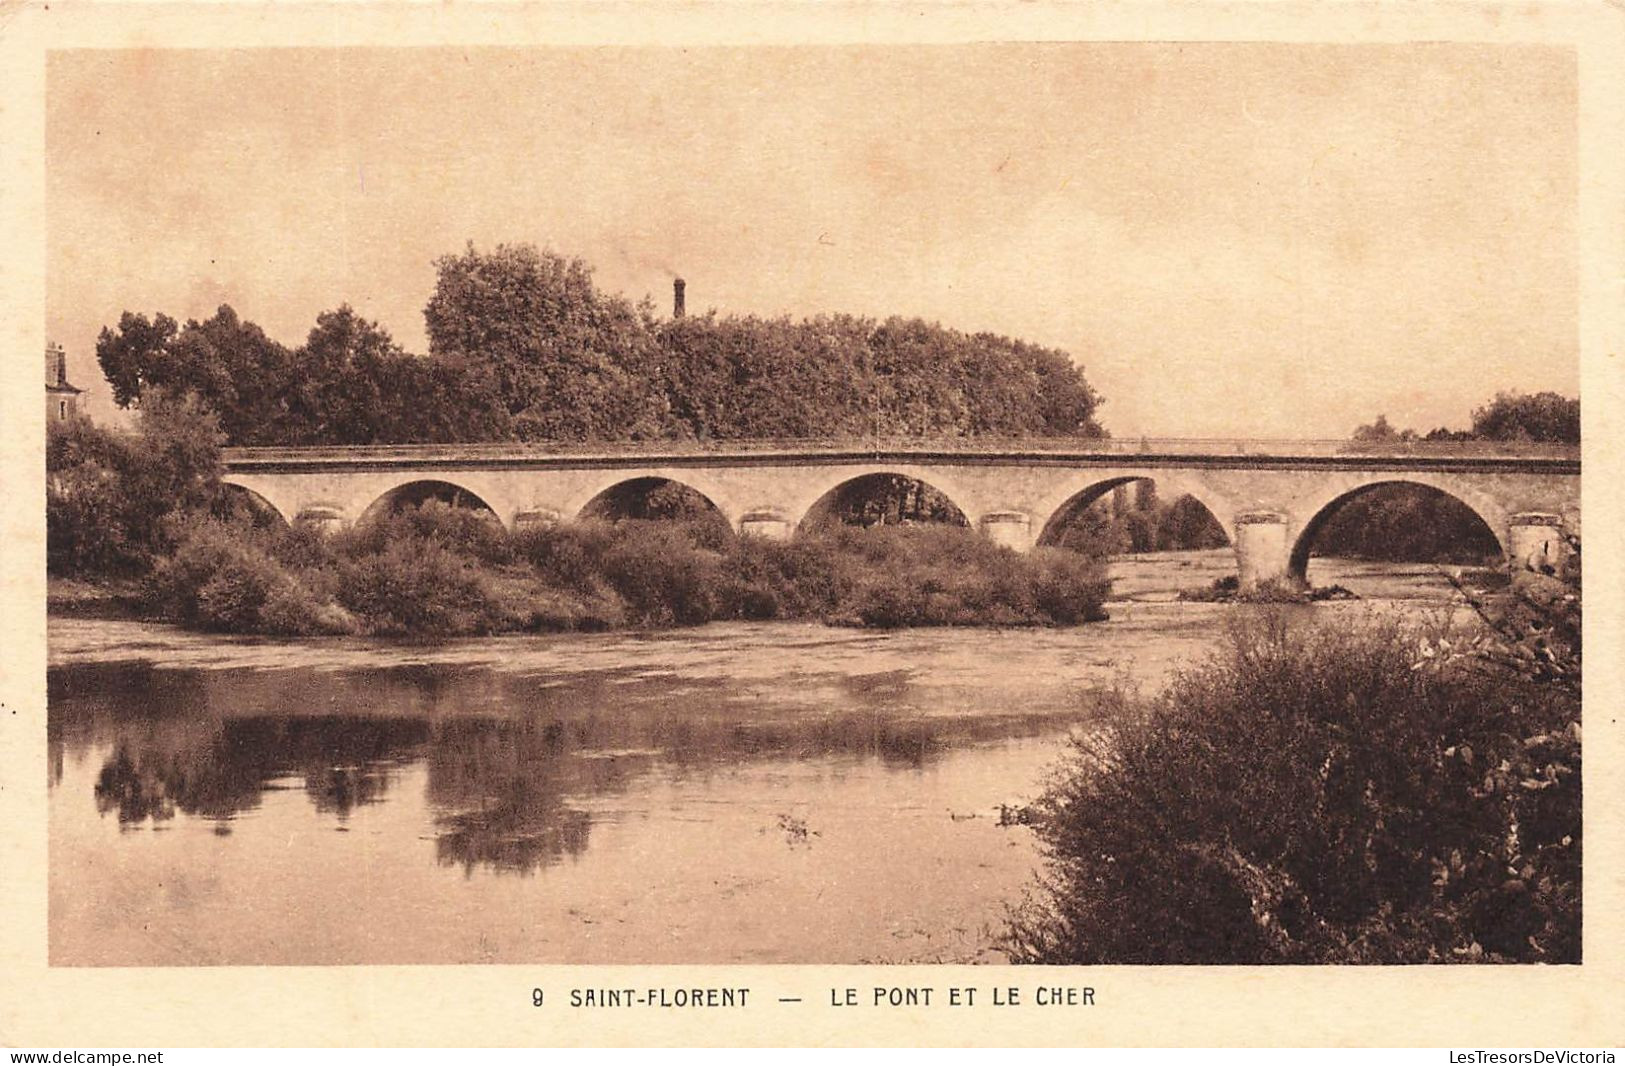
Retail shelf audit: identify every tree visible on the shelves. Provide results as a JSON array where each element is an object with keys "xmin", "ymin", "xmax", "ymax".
[
  {"xmin": 93, "ymin": 244, "xmax": 1110, "ymax": 447},
  {"xmin": 46, "ymin": 387, "xmax": 225, "ymax": 575},
  {"xmin": 1156, "ymin": 494, "xmax": 1228, "ymax": 551},
  {"xmin": 122, "ymin": 388, "xmax": 227, "ymax": 532},
  {"xmin": 278, "ymin": 305, "xmax": 510, "ymax": 445},
  {"xmin": 279, "ymin": 305, "xmax": 401, "ymax": 444},
  {"xmin": 96, "ymin": 305, "xmax": 295, "ymax": 445},
  {"xmin": 424, "ymin": 243, "xmax": 667, "ymax": 440},
  {"xmin": 96, "ymin": 311, "xmax": 178, "ymax": 408},
  {"xmin": 1470, "ymin": 392, "xmax": 1579, "ymax": 444},
  {"xmin": 1349, "ymin": 393, "xmax": 1580, "ymax": 447},
  {"xmin": 1351, "ymin": 414, "xmax": 1416, "ymax": 443},
  {"xmin": 47, "ymin": 418, "xmax": 137, "ymax": 574},
  {"xmin": 1028, "ymin": 342, "xmax": 1108, "ymax": 438}
]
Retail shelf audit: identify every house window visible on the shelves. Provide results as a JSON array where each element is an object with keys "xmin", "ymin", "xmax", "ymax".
[{"xmin": 59, "ymin": 401, "xmax": 66, "ymax": 420}]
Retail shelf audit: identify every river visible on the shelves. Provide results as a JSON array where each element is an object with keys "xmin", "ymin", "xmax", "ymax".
[{"xmin": 46, "ymin": 552, "xmax": 1473, "ymax": 966}]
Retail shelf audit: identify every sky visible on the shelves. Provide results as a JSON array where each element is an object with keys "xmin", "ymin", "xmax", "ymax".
[{"xmin": 46, "ymin": 43, "xmax": 1577, "ymax": 437}]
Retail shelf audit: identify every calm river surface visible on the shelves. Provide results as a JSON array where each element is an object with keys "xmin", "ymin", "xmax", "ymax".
[{"xmin": 47, "ymin": 552, "xmax": 1467, "ymax": 966}]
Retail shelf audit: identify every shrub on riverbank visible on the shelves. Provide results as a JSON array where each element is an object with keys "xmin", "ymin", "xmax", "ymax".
[
  {"xmin": 145, "ymin": 517, "xmax": 358, "ymax": 635},
  {"xmin": 1002, "ymin": 607, "xmax": 1581, "ymax": 964},
  {"xmin": 138, "ymin": 504, "xmax": 1111, "ymax": 636},
  {"xmin": 47, "ymin": 392, "xmax": 226, "ymax": 576}
]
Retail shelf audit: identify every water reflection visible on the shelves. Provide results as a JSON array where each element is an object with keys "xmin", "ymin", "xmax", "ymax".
[
  {"xmin": 91, "ymin": 717, "xmax": 428, "ymax": 825},
  {"xmin": 51, "ymin": 657, "xmax": 1092, "ymax": 877},
  {"xmin": 48, "ymin": 564, "xmax": 1469, "ymax": 965},
  {"xmin": 426, "ymin": 717, "xmax": 597, "ymax": 874}
]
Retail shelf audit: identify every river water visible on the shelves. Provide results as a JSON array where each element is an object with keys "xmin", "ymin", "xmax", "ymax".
[{"xmin": 47, "ymin": 552, "xmax": 1469, "ymax": 966}]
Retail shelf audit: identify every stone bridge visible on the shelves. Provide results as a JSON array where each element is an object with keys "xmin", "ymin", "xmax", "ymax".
[{"xmin": 220, "ymin": 439, "xmax": 1580, "ymax": 588}]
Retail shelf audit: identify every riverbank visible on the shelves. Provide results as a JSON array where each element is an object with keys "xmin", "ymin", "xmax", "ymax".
[{"xmin": 46, "ymin": 575, "xmax": 147, "ymax": 619}]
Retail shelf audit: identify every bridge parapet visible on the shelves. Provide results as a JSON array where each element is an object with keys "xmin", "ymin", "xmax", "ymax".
[{"xmin": 222, "ymin": 437, "xmax": 1581, "ymax": 466}]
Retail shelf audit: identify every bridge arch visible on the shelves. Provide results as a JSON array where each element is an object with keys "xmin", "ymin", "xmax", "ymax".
[
  {"xmin": 575, "ymin": 475, "xmax": 732, "ymax": 530},
  {"xmin": 795, "ymin": 469, "xmax": 973, "ymax": 532},
  {"xmin": 356, "ymin": 478, "xmax": 501, "ymax": 528},
  {"xmin": 218, "ymin": 481, "xmax": 290, "ymax": 528},
  {"xmin": 1034, "ymin": 474, "xmax": 1235, "ymax": 552},
  {"xmin": 1286, "ymin": 477, "xmax": 1507, "ymax": 584},
  {"xmin": 219, "ymin": 477, "xmax": 292, "ymax": 527}
]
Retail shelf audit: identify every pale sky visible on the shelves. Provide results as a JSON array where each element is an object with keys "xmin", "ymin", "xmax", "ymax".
[{"xmin": 46, "ymin": 44, "xmax": 1577, "ymax": 437}]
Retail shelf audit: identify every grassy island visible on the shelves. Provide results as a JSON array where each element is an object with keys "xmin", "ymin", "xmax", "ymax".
[{"xmin": 136, "ymin": 506, "xmax": 1110, "ymax": 638}]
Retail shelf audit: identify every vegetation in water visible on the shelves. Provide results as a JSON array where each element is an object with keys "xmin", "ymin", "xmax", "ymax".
[
  {"xmin": 1176, "ymin": 576, "xmax": 1358, "ymax": 604},
  {"xmin": 1003, "ymin": 541, "xmax": 1581, "ymax": 965},
  {"xmin": 135, "ymin": 505, "xmax": 1111, "ymax": 637}
]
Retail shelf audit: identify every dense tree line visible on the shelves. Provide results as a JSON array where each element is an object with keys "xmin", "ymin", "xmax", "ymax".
[
  {"xmin": 1351, "ymin": 392, "xmax": 1579, "ymax": 446},
  {"xmin": 96, "ymin": 306, "xmax": 505, "ymax": 446},
  {"xmin": 96, "ymin": 243, "xmax": 1106, "ymax": 446}
]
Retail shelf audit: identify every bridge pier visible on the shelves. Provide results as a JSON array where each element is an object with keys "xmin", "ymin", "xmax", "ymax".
[
  {"xmin": 978, "ymin": 511, "xmax": 1034, "ymax": 552},
  {"xmin": 294, "ymin": 504, "xmax": 348, "ymax": 535},
  {"xmin": 1235, "ymin": 511, "xmax": 1290, "ymax": 590},
  {"xmin": 513, "ymin": 506, "xmax": 563, "ymax": 530},
  {"xmin": 737, "ymin": 510, "xmax": 794, "ymax": 540},
  {"xmin": 1508, "ymin": 512, "xmax": 1567, "ymax": 573}
]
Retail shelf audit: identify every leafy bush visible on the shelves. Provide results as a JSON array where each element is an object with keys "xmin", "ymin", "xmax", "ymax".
[
  {"xmin": 145, "ymin": 518, "xmax": 261, "ymax": 626},
  {"xmin": 265, "ymin": 520, "xmax": 341, "ymax": 571},
  {"xmin": 513, "ymin": 520, "xmax": 617, "ymax": 591},
  {"xmin": 828, "ymin": 527, "xmax": 1108, "ymax": 628},
  {"xmin": 258, "ymin": 580, "xmax": 359, "ymax": 636},
  {"xmin": 46, "ymin": 395, "xmax": 226, "ymax": 576},
  {"xmin": 341, "ymin": 499, "xmax": 513, "ymax": 565},
  {"xmin": 121, "ymin": 497, "xmax": 1114, "ymax": 636},
  {"xmin": 1028, "ymin": 548, "xmax": 1112, "ymax": 624},
  {"xmin": 48, "ymin": 463, "xmax": 139, "ymax": 575},
  {"xmin": 335, "ymin": 540, "xmax": 500, "ymax": 637},
  {"xmin": 728, "ymin": 535, "xmax": 847, "ymax": 620},
  {"xmin": 598, "ymin": 521, "xmax": 733, "ymax": 626},
  {"xmin": 1004, "ymin": 609, "xmax": 1580, "ymax": 964},
  {"xmin": 145, "ymin": 517, "xmax": 355, "ymax": 635}
]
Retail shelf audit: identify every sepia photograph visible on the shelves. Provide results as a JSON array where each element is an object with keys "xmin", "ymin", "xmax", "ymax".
[{"xmin": 4, "ymin": 0, "xmax": 1622, "ymax": 1049}]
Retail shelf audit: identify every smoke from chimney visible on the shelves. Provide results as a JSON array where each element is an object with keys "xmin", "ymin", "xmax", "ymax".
[{"xmin": 673, "ymin": 277, "xmax": 686, "ymax": 319}]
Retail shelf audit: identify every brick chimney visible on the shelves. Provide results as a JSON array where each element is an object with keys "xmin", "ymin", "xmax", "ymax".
[
  {"xmin": 46, "ymin": 342, "xmax": 66, "ymax": 387},
  {"xmin": 45, "ymin": 342, "xmax": 83, "ymax": 423},
  {"xmin": 673, "ymin": 277, "xmax": 686, "ymax": 319}
]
